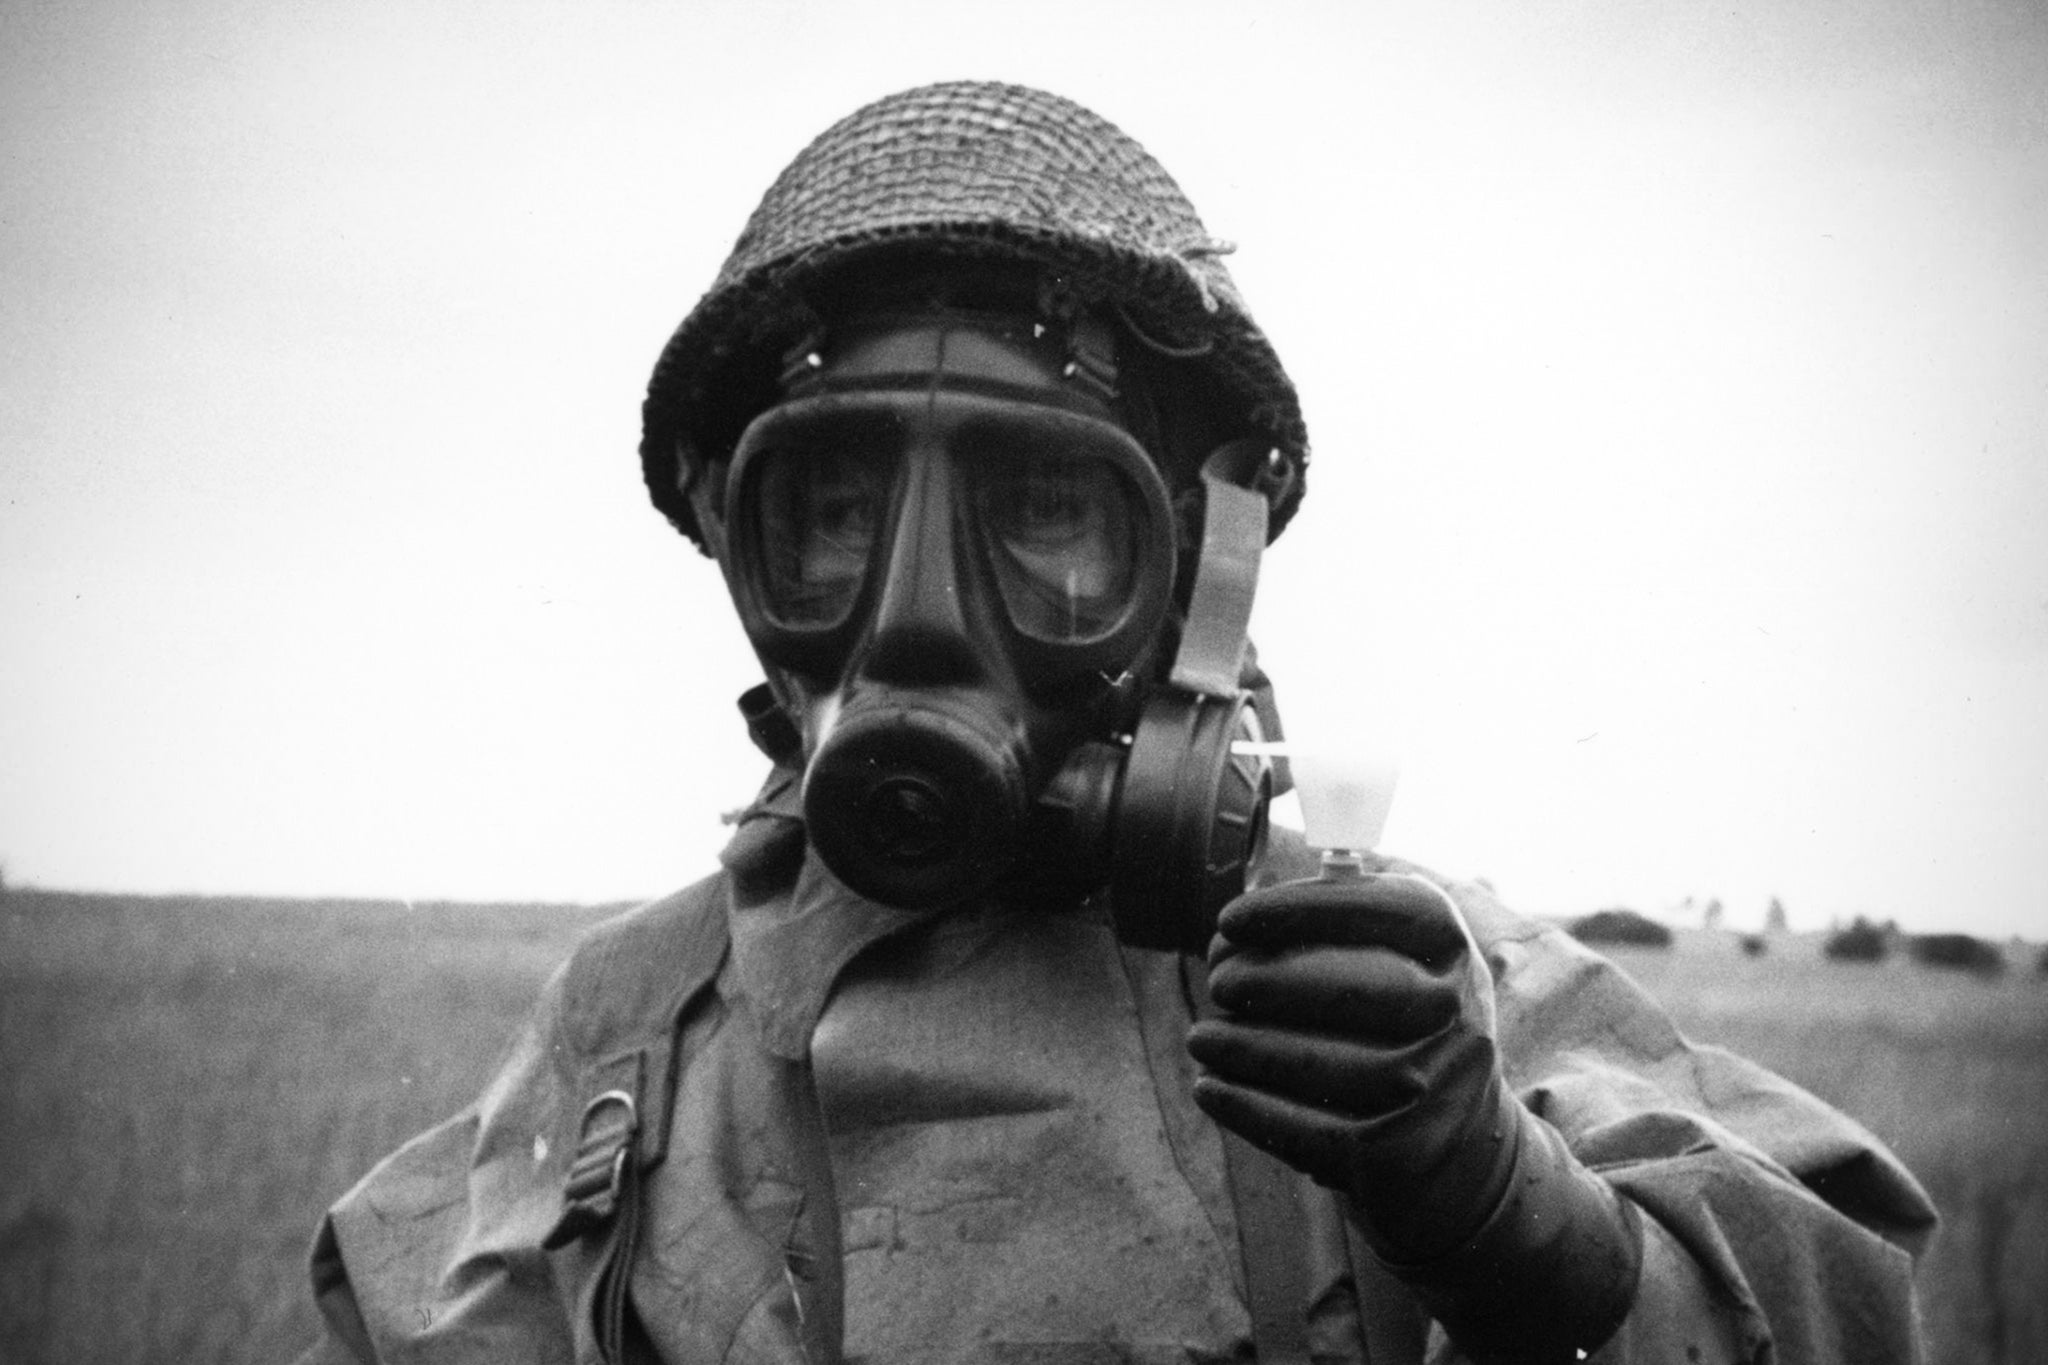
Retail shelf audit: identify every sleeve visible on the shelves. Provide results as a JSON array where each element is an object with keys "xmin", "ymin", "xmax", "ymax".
[
  {"xmin": 297, "ymin": 878, "xmax": 737, "ymax": 1363},
  {"xmin": 1430, "ymin": 873, "xmax": 1937, "ymax": 1365},
  {"xmin": 299, "ymin": 959, "xmax": 585, "ymax": 1364}
]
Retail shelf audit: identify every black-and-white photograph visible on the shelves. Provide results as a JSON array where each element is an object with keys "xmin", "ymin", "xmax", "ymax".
[{"xmin": 3, "ymin": 2, "xmax": 2043, "ymax": 1361}]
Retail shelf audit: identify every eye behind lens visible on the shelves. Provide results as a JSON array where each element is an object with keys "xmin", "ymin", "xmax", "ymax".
[
  {"xmin": 751, "ymin": 445, "xmax": 890, "ymax": 632},
  {"xmin": 976, "ymin": 455, "xmax": 1151, "ymax": 649}
]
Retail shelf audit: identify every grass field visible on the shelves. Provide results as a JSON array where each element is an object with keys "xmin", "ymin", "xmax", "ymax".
[{"xmin": 2, "ymin": 889, "xmax": 2044, "ymax": 1363}]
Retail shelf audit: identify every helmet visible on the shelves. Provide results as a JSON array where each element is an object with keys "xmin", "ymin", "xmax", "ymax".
[{"xmin": 640, "ymin": 80, "xmax": 1309, "ymax": 549}]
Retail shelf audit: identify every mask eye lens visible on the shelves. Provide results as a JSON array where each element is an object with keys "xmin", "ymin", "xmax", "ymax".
[
  {"xmin": 753, "ymin": 446, "xmax": 888, "ymax": 628},
  {"xmin": 980, "ymin": 450, "xmax": 1140, "ymax": 643}
]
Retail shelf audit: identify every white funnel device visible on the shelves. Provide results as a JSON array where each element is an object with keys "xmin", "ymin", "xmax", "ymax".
[{"xmin": 1291, "ymin": 747, "xmax": 1401, "ymax": 864}]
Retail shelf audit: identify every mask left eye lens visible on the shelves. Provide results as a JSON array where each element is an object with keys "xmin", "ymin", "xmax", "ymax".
[
  {"xmin": 978, "ymin": 451, "xmax": 1141, "ymax": 644},
  {"xmin": 753, "ymin": 446, "xmax": 888, "ymax": 628}
]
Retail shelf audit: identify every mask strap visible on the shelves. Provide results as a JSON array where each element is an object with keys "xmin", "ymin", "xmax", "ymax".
[
  {"xmin": 1169, "ymin": 439, "xmax": 1273, "ymax": 697},
  {"xmin": 677, "ymin": 436, "xmax": 729, "ymax": 565}
]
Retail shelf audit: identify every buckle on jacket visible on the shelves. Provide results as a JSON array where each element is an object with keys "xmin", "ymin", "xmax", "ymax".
[{"xmin": 543, "ymin": 1089, "xmax": 639, "ymax": 1249}]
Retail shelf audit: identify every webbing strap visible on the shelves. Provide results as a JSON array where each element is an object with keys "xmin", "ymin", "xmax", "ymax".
[
  {"xmin": 546, "ymin": 1063, "xmax": 645, "ymax": 1249},
  {"xmin": 1220, "ymin": 1127, "xmax": 1317, "ymax": 1365},
  {"xmin": 1349, "ymin": 1223, "xmax": 1428, "ymax": 1365},
  {"xmin": 597, "ymin": 1169, "xmax": 645, "ymax": 1363},
  {"xmin": 539, "ymin": 894, "xmax": 734, "ymax": 1362}
]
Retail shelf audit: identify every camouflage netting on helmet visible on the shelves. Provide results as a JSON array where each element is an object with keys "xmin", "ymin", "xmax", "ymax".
[{"xmin": 641, "ymin": 80, "xmax": 1311, "ymax": 552}]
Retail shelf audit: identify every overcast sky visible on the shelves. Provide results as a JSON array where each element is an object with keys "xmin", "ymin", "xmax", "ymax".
[{"xmin": 4, "ymin": 0, "xmax": 2044, "ymax": 936}]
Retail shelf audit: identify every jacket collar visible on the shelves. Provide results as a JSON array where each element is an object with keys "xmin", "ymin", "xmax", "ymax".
[{"xmin": 719, "ymin": 766, "xmax": 936, "ymax": 1059}]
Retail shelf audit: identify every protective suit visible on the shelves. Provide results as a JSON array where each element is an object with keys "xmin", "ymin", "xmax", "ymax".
[
  {"xmin": 302, "ymin": 793, "xmax": 1932, "ymax": 1364},
  {"xmin": 301, "ymin": 81, "xmax": 1937, "ymax": 1363}
]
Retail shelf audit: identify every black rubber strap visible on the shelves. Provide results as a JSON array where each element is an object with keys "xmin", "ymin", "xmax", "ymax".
[
  {"xmin": 540, "ymin": 899, "xmax": 735, "ymax": 1361},
  {"xmin": 1171, "ymin": 456, "xmax": 1269, "ymax": 699},
  {"xmin": 1345, "ymin": 1219, "xmax": 1428, "ymax": 1365},
  {"xmin": 1220, "ymin": 1125, "xmax": 1316, "ymax": 1365},
  {"xmin": 597, "ymin": 1174, "xmax": 644, "ymax": 1364}
]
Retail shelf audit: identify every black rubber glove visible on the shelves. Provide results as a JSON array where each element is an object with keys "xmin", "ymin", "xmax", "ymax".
[{"xmin": 1187, "ymin": 872, "xmax": 1642, "ymax": 1363}]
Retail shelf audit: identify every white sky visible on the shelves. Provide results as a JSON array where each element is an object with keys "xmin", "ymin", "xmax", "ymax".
[{"xmin": 4, "ymin": 0, "xmax": 2044, "ymax": 936}]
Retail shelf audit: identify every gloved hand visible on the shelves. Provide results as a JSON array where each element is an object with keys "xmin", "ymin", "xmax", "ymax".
[{"xmin": 1187, "ymin": 872, "xmax": 1641, "ymax": 1363}]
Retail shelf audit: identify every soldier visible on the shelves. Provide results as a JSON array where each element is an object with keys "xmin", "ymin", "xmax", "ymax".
[{"xmin": 302, "ymin": 82, "xmax": 1935, "ymax": 1364}]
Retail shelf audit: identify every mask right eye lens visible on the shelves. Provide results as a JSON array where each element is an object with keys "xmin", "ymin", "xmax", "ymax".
[{"xmin": 753, "ymin": 446, "xmax": 887, "ymax": 628}]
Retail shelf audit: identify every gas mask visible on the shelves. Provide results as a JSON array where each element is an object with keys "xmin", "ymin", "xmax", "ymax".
[{"xmin": 699, "ymin": 307, "xmax": 1278, "ymax": 952}]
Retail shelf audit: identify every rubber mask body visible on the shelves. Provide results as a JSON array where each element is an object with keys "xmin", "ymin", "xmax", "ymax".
[{"xmin": 723, "ymin": 317, "xmax": 1178, "ymax": 910}]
